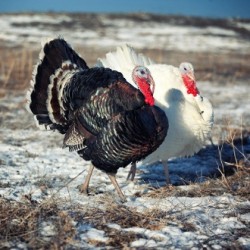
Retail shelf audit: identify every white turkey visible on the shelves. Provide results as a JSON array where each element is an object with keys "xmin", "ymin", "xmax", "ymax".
[
  {"xmin": 97, "ymin": 45, "xmax": 214, "ymax": 183},
  {"xmin": 26, "ymin": 38, "xmax": 168, "ymax": 201}
]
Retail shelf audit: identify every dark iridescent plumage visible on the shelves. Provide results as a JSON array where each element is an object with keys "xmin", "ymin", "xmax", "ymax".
[{"xmin": 27, "ymin": 38, "xmax": 168, "ymax": 200}]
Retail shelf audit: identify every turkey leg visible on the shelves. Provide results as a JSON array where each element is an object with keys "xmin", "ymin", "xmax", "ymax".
[
  {"xmin": 79, "ymin": 164, "xmax": 94, "ymax": 194},
  {"xmin": 107, "ymin": 173, "xmax": 126, "ymax": 202},
  {"xmin": 162, "ymin": 161, "xmax": 171, "ymax": 184},
  {"xmin": 127, "ymin": 161, "xmax": 171, "ymax": 184},
  {"xmin": 126, "ymin": 162, "xmax": 136, "ymax": 181}
]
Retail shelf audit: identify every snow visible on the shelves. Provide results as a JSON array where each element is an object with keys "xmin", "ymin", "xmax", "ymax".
[
  {"xmin": 0, "ymin": 13, "xmax": 250, "ymax": 249},
  {"xmin": 40, "ymin": 221, "xmax": 57, "ymax": 237},
  {"xmin": 81, "ymin": 228, "xmax": 108, "ymax": 243},
  {"xmin": 235, "ymin": 21, "xmax": 250, "ymax": 31},
  {"xmin": 0, "ymin": 13, "xmax": 249, "ymax": 53},
  {"xmin": 1, "ymin": 103, "xmax": 249, "ymax": 248}
]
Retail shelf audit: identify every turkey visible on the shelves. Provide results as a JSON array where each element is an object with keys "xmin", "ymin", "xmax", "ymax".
[
  {"xmin": 26, "ymin": 38, "xmax": 168, "ymax": 200},
  {"xmin": 97, "ymin": 45, "xmax": 214, "ymax": 183}
]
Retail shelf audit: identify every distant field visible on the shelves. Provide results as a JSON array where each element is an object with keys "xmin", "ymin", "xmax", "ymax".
[{"xmin": 1, "ymin": 13, "xmax": 250, "ymax": 93}]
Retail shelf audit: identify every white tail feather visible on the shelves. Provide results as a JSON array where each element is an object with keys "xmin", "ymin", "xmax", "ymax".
[
  {"xmin": 96, "ymin": 44, "xmax": 155, "ymax": 86},
  {"xmin": 97, "ymin": 44, "xmax": 155, "ymax": 71}
]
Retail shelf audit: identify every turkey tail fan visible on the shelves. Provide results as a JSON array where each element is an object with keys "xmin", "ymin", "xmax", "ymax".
[
  {"xmin": 96, "ymin": 45, "xmax": 155, "ymax": 85},
  {"xmin": 26, "ymin": 38, "xmax": 88, "ymax": 133},
  {"xmin": 96, "ymin": 44, "xmax": 155, "ymax": 70}
]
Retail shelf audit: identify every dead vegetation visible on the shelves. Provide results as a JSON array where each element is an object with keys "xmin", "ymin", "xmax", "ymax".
[
  {"xmin": 0, "ymin": 197, "xmax": 76, "ymax": 249},
  {"xmin": 0, "ymin": 197, "xmax": 175, "ymax": 248},
  {"xmin": 72, "ymin": 203, "xmax": 171, "ymax": 248},
  {"xmin": 81, "ymin": 204, "xmax": 168, "ymax": 230},
  {"xmin": 0, "ymin": 46, "xmax": 103, "ymax": 98},
  {"xmin": 1, "ymin": 41, "xmax": 250, "ymax": 98},
  {"xmin": 144, "ymin": 166, "xmax": 249, "ymax": 199},
  {"xmin": 0, "ymin": 48, "xmax": 35, "ymax": 97}
]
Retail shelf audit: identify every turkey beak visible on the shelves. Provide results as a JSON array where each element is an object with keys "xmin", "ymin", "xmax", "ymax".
[
  {"xmin": 188, "ymin": 71, "xmax": 196, "ymax": 82},
  {"xmin": 148, "ymin": 75, "xmax": 155, "ymax": 95}
]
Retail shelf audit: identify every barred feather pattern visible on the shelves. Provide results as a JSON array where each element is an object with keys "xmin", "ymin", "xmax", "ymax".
[
  {"xmin": 26, "ymin": 38, "xmax": 88, "ymax": 133},
  {"xmin": 27, "ymin": 38, "xmax": 168, "ymax": 175},
  {"xmin": 78, "ymin": 106, "xmax": 168, "ymax": 173}
]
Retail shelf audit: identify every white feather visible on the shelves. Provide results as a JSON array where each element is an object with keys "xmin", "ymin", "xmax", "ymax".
[{"xmin": 97, "ymin": 45, "xmax": 214, "ymax": 165}]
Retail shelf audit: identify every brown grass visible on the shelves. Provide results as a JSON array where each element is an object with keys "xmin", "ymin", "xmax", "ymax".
[
  {"xmin": 144, "ymin": 167, "xmax": 249, "ymax": 199},
  {"xmin": 0, "ymin": 197, "xmax": 172, "ymax": 248},
  {"xmin": 0, "ymin": 197, "xmax": 76, "ymax": 249},
  {"xmin": 0, "ymin": 45, "xmax": 107, "ymax": 98},
  {"xmin": 81, "ymin": 204, "xmax": 168, "ymax": 230},
  {"xmin": 0, "ymin": 48, "xmax": 35, "ymax": 97},
  {"xmin": 72, "ymin": 203, "xmax": 171, "ymax": 248},
  {"xmin": 1, "ymin": 44, "xmax": 249, "ymax": 98}
]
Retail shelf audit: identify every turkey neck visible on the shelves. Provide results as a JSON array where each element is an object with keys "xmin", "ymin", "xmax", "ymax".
[
  {"xmin": 182, "ymin": 75, "xmax": 199, "ymax": 97},
  {"xmin": 136, "ymin": 78, "xmax": 154, "ymax": 106}
]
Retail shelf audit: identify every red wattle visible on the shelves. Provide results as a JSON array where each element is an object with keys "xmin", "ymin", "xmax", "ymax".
[
  {"xmin": 182, "ymin": 75, "xmax": 199, "ymax": 97},
  {"xmin": 137, "ymin": 78, "xmax": 154, "ymax": 106}
]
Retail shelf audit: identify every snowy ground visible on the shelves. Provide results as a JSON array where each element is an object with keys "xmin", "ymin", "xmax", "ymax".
[
  {"xmin": 1, "ymin": 12, "xmax": 250, "ymax": 53},
  {"xmin": 0, "ymin": 13, "xmax": 250, "ymax": 249}
]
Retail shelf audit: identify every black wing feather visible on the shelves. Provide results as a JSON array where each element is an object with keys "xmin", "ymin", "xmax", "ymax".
[
  {"xmin": 63, "ymin": 68, "xmax": 145, "ymax": 137},
  {"xmin": 78, "ymin": 106, "xmax": 168, "ymax": 173}
]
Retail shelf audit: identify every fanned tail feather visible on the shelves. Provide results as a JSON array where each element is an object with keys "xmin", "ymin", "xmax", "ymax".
[
  {"xmin": 96, "ymin": 45, "xmax": 155, "ymax": 83},
  {"xmin": 26, "ymin": 38, "xmax": 88, "ymax": 133}
]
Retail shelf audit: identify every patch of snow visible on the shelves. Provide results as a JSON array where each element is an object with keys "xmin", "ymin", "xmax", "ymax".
[
  {"xmin": 205, "ymin": 26, "xmax": 237, "ymax": 36},
  {"xmin": 80, "ymin": 228, "xmax": 108, "ymax": 243},
  {"xmin": 131, "ymin": 238, "xmax": 158, "ymax": 248},
  {"xmin": 198, "ymin": 81, "xmax": 250, "ymax": 127},
  {"xmin": 40, "ymin": 221, "xmax": 57, "ymax": 237},
  {"xmin": 107, "ymin": 223, "xmax": 121, "ymax": 230},
  {"xmin": 240, "ymin": 213, "xmax": 250, "ymax": 223},
  {"xmin": 235, "ymin": 21, "xmax": 250, "ymax": 31},
  {"xmin": 0, "ymin": 14, "xmax": 249, "ymax": 53},
  {"xmin": 237, "ymin": 237, "xmax": 250, "ymax": 249},
  {"xmin": 4, "ymin": 14, "xmax": 72, "ymax": 24}
]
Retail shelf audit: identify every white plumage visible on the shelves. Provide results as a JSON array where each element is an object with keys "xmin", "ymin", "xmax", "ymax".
[{"xmin": 97, "ymin": 45, "xmax": 214, "ymax": 182}]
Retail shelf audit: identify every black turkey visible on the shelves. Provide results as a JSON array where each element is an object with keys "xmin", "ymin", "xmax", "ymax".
[{"xmin": 26, "ymin": 38, "xmax": 168, "ymax": 200}]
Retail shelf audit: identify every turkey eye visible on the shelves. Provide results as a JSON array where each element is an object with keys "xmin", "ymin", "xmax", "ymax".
[
  {"xmin": 140, "ymin": 70, "xmax": 145, "ymax": 75},
  {"xmin": 184, "ymin": 67, "xmax": 187, "ymax": 71}
]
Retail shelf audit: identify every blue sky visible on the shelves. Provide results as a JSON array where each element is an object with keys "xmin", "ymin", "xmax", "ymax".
[{"xmin": 0, "ymin": 0, "xmax": 250, "ymax": 19}]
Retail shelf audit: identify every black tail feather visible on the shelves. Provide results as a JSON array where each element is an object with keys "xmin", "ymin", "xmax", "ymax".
[{"xmin": 27, "ymin": 38, "xmax": 88, "ymax": 132}]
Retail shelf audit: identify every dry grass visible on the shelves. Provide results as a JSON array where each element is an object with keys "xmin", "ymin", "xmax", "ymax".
[
  {"xmin": 144, "ymin": 167, "xmax": 249, "ymax": 199},
  {"xmin": 72, "ymin": 203, "xmax": 171, "ymax": 248},
  {"xmin": 0, "ymin": 48, "xmax": 35, "ymax": 97},
  {"xmin": 139, "ymin": 49, "xmax": 250, "ymax": 82},
  {"xmin": 1, "ymin": 44, "xmax": 249, "ymax": 98},
  {"xmin": 81, "ymin": 204, "xmax": 168, "ymax": 230},
  {"xmin": 0, "ymin": 45, "xmax": 108, "ymax": 99},
  {"xmin": 0, "ymin": 45, "xmax": 106, "ymax": 96},
  {"xmin": 0, "ymin": 197, "xmax": 76, "ymax": 249},
  {"xmin": 0, "ymin": 196, "xmax": 173, "ymax": 248}
]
